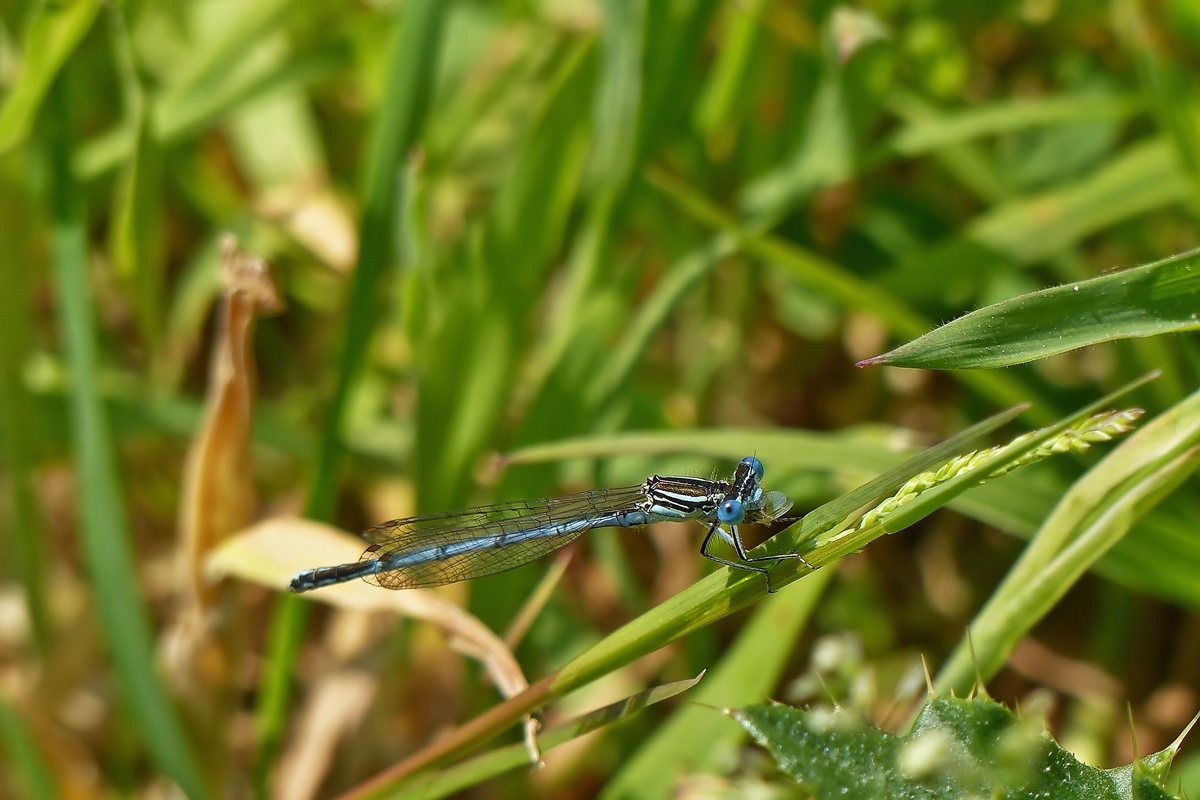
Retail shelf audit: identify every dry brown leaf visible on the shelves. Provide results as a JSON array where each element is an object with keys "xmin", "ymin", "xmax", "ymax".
[
  {"xmin": 206, "ymin": 518, "xmax": 528, "ymax": 699},
  {"xmin": 163, "ymin": 236, "xmax": 280, "ymax": 708},
  {"xmin": 177, "ymin": 236, "xmax": 281, "ymax": 610},
  {"xmin": 272, "ymin": 670, "xmax": 378, "ymax": 800}
]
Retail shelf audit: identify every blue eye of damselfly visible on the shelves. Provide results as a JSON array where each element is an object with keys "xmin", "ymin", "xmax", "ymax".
[
  {"xmin": 741, "ymin": 456, "xmax": 764, "ymax": 482},
  {"xmin": 718, "ymin": 498, "xmax": 745, "ymax": 524}
]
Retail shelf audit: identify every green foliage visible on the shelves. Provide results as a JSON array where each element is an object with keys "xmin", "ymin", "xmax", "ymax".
[
  {"xmin": 45, "ymin": 80, "xmax": 212, "ymax": 800},
  {"xmin": 4, "ymin": 0, "xmax": 1200, "ymax": 797},
  {"xmin": 400, "ymin": 674, "xmax": 705, "ymax": 800},
  {"xmin": 865, "ymin": 250, "xmax": 1200, "ymax": 369},
  {"xmin": 731, "ymin": 695, "xmax": 1188, "ymax": 800}
]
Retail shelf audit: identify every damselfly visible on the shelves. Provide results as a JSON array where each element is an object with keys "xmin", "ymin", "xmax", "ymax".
[{"xmin": 290, "ymin": 456, "xmax": 811, "ymax": 594}]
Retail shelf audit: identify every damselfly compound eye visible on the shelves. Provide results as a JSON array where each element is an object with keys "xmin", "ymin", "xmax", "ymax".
[
  {"xmin": 718, "ymin": 498, "xmax": 745, "ymax": 524},
  {"xmin": 741, "ymin": 456, "xmax": 765, "ymax": 482}
]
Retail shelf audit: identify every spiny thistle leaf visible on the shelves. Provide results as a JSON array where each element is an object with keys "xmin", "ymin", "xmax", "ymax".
[{"xmin": 728, "ymin": 695, "xmax": 1187, "ymax": 800}]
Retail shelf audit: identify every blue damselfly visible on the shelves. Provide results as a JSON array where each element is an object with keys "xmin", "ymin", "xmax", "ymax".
[{"xmin": 290, "ymin": 456, "xmax": 810, "ymax": 594}]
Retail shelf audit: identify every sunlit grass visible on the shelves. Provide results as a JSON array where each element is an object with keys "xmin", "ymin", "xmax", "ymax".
[{"xmin": 1, "ymin": 1, "xmax": 1200, "ymax": 798}]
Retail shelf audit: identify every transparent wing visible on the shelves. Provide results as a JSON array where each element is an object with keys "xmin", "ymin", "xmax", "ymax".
[
  {"xmin": 358, "ymin": 485, "xmax": 648, "ymax": 589},
  {"xmin": 744, "ymin": 490, "xmax": 793, "ymax": 525}
]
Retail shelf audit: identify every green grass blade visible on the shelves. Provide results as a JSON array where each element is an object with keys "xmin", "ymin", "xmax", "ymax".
[
  {"xmin": 155, "ymin": 0, "xmax": 306, "ymax": 123},
  {"xmin": 885, "ymin": 92, "xmax": 1139, "ymax": 157},
  {"xmin": 523, "ymin": 0, "xmax": 646, "ymax": 404},
  {"xmin": 105, "ymin": 5, "xmax": 166, "ymax": 350},
  {"xmin": 0, "ymin": 227, "xmax": 49, "ymax": 651},
  {"xmin": 863, "ymin": 248, "xmax": 1200, "ymax": 369},
  {"xmin": 886, "ymin": 89, "xmax": 1010, "ymax": 202},
  {"xmin": 157, "ymin": 44, "xmax": 348, "ymax": 149},
  {"xmin": 940, "ymin": 450, "xmax": 1200, "ymax": 696},
  {"xmin": 645, "ymin": 166, "xmax": 1059, "ymax": 424},
  {"xmin": 0, "ymin": 0, "xmax": 100, "ymax": 154},
  {"xmin": 591, "ymin": 0, "xmax": 645, "ymax": 191},
  {"xmin": 965, "ymin": 137, "xmax": 1190, "ymax": 265},
  {"xmin": 0, "ymin": 698, "xmax": 55, "ymax": 800},
  {"xmin": 693, "ymin": 0, "xmax": 766, "ymax": 136},
  {"xmin": 504, "ymin": 404, "xmax": 1200, "ymax": 608},
  {"xmin": 883, "ymin": 138, "xmax": 1190, "ymax": 301},
  {"xmin": 585, "ymin": 234, "xmax": 736, "ymax": 405},
  {"xmin": 399, "ymin": 674, "xmax": 704, "ymax": 800},
  {"xmin": 343, "ymin": 383, "xmax": 1148, "ymax": 793},
  {"xmin": 936, "ymin": 386, "xmax": 1200, "ymax": 694},
  {"xmin": 46, "ymin": 83, "xmax": 211, "ymax": 800},
  {"xmin": 646, "ymin": 167, "xmax": 929, "ymax": 339},
  {"xmin": 253, "ymin": 0, "xmax": 446, "ymax": 785},
  {"xmin": 796, "ymin": 406, "xmax": 1027, "ymax": 540},
  {"xmin": 958, "ymin": 477, "xmax": 1200, "ymax": 609},
  {"xmin": 741, "ymin": 9, "xmax": 888, "ymax": 218},
  {"xmin": 600, "ymin": 568, "xmax": 834, "ymax": 800},
  {"xmin": 1113, "ymin": 0, "xmax": 1200, "ymax": 209},
  {"xmin": 76, "ymin": 45, "xmax": 347, "ymax": 179}
]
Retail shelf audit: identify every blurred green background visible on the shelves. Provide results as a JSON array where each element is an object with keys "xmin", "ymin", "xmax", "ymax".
[{"xmin": 2, "ymin": 0, "xmax": 1200, "ymax": 797}]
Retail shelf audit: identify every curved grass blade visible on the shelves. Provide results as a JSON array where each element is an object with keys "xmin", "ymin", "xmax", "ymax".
[
  {"xmin": 338, "ymin": 379, "xmax": 1153, "ymax": 795},
  {"xmin": 585, "ymin": 234, "xmax": 736, "ymax": 406},
  {"xmin": 254, "ymin": 0, "xmax": 446, "ymax": 788},
  {"xmin": 0, "ymin": 227, "xmax": 49, "ymax": 651},
  {"xmin": 0, "ymin": 698, "xmax": 55, "ymax": 800},
  {"xmin": 505, "ymin": 398, "xmax": 1200, "ymax": 608},
  {"xmin": 0, "ymin": 0, "xmax": 100, "ymax": 154},
  {"xmin": 505, "ymin": 403, "xmax": 1028, "ymax": 543},
  {"xmin": 397, "ymin": 674, "xmax": 704, "ymax": 800},
  {"xmin": 600, "ymin": 568, "xmax": 834, "ymax": 800},
  {"xmin": 46, "ymin": 82, "xmax": 211, "ymax": 800},
  {"xmin": 966, "ymin": 138, "xmax": 1188, "ymax": 265},
  {"xmin": 943, "ymin": 445, "xmax": 1200, "ymax": 698},
  {"xmin": 862, "ymin": 248, "xmax": 1200, "ymax": 369},
  {"xmin": 936, "ymin": 386, "xmax": 1200, "ymax": 695},
  {"xmin": 958, "ymin": 474, "xmax": 1200, "ymax": 609},
  {"xmin": 885, "ymin": 92, "xmax": 1138, "ymax": 158},
  {"xmin": 645, "ymin": 166, "xmax": 1060, "ymax": 424},
  {"xmin": 881, "ymin": 138, "xmax": 1188, "ymax": 301}
]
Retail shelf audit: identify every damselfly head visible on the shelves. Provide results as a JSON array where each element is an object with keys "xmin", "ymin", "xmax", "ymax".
[{"xmin": 740, "ymin": 456, "xmax": 765, "ymax": 482}]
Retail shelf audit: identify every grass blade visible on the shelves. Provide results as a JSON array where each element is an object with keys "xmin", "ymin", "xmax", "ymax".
[
  {"xmin": 399, "ymin": 674, "xmax": 705, "ymax": 800},
  {"xmin": 936, "ymin": 386, "xmax": 1200, "ymax": 694},
  {"xmin": 646, "ymin": 166, "xmax": 1059, "ymax": 423},
  {"xmin": 46, "ymin": 83, "xmax": 211, "ymax": 800},
  {"xmin": 252, "ymin": 0, "xmax": 446, "ymax": 787},
  {"xmin": 882, "ymin": 138, "xmax": 1190, "ymax": 302},
  {"xmin": 600, "ymin": 568, "xmax": 834, "ymax": 800},
  {"xmin": 585, "ymin": 234, "xmax": 736, "ymax": 405},
  {"xmin": 0, "ymin": 0, "xmax": 100, "ymax": 154},
  {"xmin": 862, "ymin": 248, "xmax": 1200, "ymax": 369},
  {"xmin": 885, "ymin": 92, "xmax": 1138, "ymax": 157},
  {"xmin": 0, "ymin": 225, "xmax": 49, "ymax": 651},
  {"xmin": 252, "ymin": 1, "xmax": 446, "ymax": 789},
  {"xmin": 966, "ymin": 138, "xmax": 1190, "ymax": 265},
  {"xmin": 0, "ymin": 698, "xmax": 55, "ymax": 800}
]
